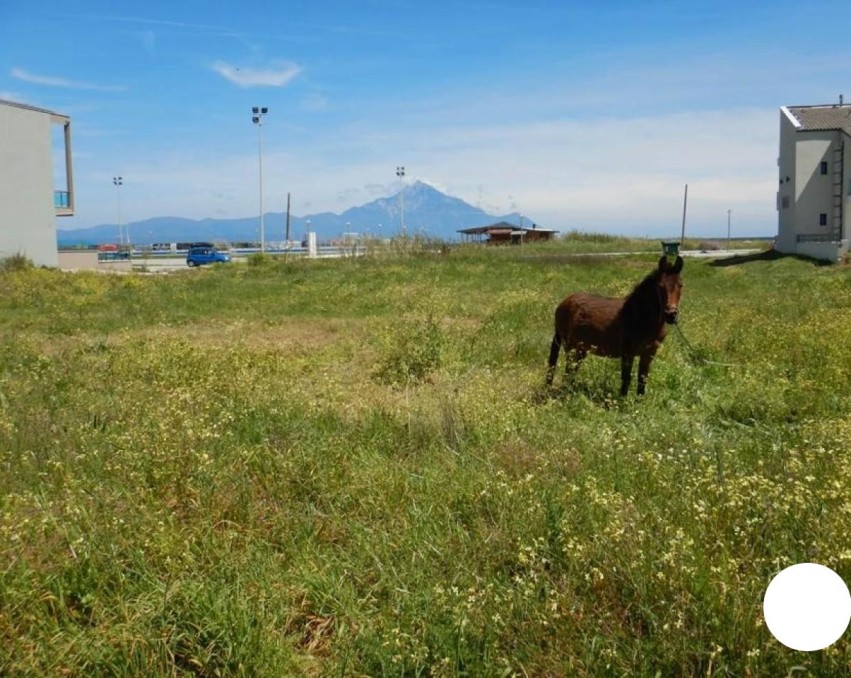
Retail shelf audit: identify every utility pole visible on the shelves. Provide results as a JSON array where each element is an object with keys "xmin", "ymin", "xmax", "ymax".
[
  {"xmin": 285, "ymin": 192, "xmax": 291, "ymax": 243},
  {"xmin": 396, "ymin": 166, "xmax": 406, "ymax": 236},
  {"xmin": 680, "ymin": 183, "xmax": 688, "ymax": 244},
  {"xmin": 113, "ymin": 176, "xmax": 123, "ymax": 245},
  {"xmin": 251, "ymin": 107, "xmax": 268, "ymax": 252},
  {"xmin": 727, "ymin": 209, "xmax": 732, "ymax": 250}
]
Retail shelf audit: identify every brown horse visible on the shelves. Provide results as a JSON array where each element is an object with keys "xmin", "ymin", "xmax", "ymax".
[{"xmin": 546, "ymin": 255, "xmax": 684, "ymax": 396}]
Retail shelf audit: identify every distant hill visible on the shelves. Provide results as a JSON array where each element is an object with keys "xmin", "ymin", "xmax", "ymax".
[{"xmin": 57, "ymin": 181, "xmax": 543, "ymax": 246}]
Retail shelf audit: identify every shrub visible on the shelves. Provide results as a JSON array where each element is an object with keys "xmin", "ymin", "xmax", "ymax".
[
  {"xmin": 374, "ymin": 314, "xmax": 444, "ymax": 385},
  {"xmin": 0, "ymin": 253, "xmax": 34, "ymax": 272}
]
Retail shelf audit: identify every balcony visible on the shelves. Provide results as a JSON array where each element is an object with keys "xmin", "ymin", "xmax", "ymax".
[
  {"xmin": 52, "ymin": 115, "xmax": 74, "ymax": 216},
  {"xmin": 54, "ymin": 190, "xmax": 70, "ymax": 209}
]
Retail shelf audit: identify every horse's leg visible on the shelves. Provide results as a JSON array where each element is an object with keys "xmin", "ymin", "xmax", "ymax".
[
  {"xmin": 545, "ymin": 331, "xmax": 561, "ymax": 386},
  {"xmin": 565, "ymin": 345, "xmax": 586, "ymax": 378},
  {"xmin": 636, "ymin": 349, "xmax": 657, "ymax": 396},
  {"xmin": 620, "ymin": 354, "xmax": 635, "ymax": 396}
]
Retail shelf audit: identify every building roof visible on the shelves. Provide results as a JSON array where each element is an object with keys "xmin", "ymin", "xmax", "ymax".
[
  {"xmin": 0, "ymin": 98, "xmax": 68, "ymax": 121},
  {"xmin": 458, "ymin": 221, "xmax": 558, "ymax": 235},
  {"xmin": 785, "ymin": 104, "xmax": 851, "ymax": 136}
]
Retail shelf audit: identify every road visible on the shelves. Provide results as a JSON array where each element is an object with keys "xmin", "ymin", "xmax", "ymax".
[{"xmin": 128, "ymin": 247, "xmax": 763, "ymax": 274}]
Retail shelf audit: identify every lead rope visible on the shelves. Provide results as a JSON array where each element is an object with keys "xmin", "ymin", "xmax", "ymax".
[{"xmin": 672, "ymin": 321, "xmax": 743, "ymax": 368}]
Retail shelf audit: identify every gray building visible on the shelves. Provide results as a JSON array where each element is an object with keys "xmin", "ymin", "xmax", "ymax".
[
  {"xmin": 777, "ymin": 101, "xmax": 851, "ymax": 262},
  {"xmin": 0, "ymin": 99, "xmax": 74, "ymax": 267}
]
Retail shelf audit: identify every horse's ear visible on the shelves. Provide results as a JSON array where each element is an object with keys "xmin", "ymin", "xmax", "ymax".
[
  {"xmin": 658, "ymin": 255, "xmax": 669, "ymax": 271},
  {"xmin": 671, "ymin": 256, "xmax": 683, "ymax": 274}
]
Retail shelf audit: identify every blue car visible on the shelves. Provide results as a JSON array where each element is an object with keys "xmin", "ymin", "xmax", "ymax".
[{"xmin": 186, "ymin": 246, "xmax": 231, "ymax": 267}]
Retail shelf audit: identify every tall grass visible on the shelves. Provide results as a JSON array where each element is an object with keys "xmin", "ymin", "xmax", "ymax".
[{"xmin": 1, "ymin": 245, "xmax": 850, "ymax": 675}]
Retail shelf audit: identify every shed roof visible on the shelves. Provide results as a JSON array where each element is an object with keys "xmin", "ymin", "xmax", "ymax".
[
  {"xmin": 786, "ymin": 104, "xmax": 851, "ymax": 136},
  {"xmin": 458, "ymin": 221, "xmax": 558, "ymax": 235}
]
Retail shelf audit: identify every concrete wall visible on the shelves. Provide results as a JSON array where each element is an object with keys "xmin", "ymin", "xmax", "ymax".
[
  {"xmin": 793, "ymin": 130, "xmax": 838, "ymax": 239},
  {"xmin": 57, "ymin": 251, "xmax": 99, "ymax": 270},
  {"xmin": 777, "ymin": 109, "xmax": 798, "ymax": 253},
  {"xmin": 796, "ymin": 239, "xmax": 848, "ymax": 263},
  {"xmin": 57, "ymin": 251, "xmax": 134, "ymax": 272},
  {"xmin": 777, "ymin": 108, "xmax": 851, "ymax": 262},
  {"xmin": 0, "ymin": 102, "xmax": 59, "ymax": 267}
]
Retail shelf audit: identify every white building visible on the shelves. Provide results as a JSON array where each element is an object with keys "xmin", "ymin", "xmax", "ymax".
[
  {"xmin": 0, "ymin": 99, "xmax": 74, "ymax": 267},
  {"xmin": 777, "ymin": 101, "xmax": 851, "ymax": 262}
]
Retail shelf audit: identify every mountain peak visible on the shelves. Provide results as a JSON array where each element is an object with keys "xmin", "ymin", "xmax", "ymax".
[{"xmin": 59, "ymin": 183, "xmax": 544, "ymax": 245}]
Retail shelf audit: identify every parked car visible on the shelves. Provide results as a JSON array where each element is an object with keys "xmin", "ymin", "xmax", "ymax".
[{"xmin": 186, "ymin": 246, "xmax": 231, "ymax": 267}]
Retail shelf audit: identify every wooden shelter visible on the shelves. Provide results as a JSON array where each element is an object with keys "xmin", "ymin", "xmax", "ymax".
[{"xmin": 458, "ymin": 221, "xmax": 558, "ymax": 245}]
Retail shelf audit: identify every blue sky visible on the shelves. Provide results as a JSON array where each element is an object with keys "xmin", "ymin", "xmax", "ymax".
[{"xmin": 3, "ymin": 0, "xmax": 851, "ymax": 237}]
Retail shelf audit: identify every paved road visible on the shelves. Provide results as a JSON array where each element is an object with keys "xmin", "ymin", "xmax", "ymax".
[
  {"xmin": 679, "ymin": 248, "xmax": 761, "ymax": 258},
  {"xmin": 128, "ymin": 247, "xmax": 764, "ymax": 274},
  {"xmin": 133, "ymin": 257, "xmax": 244, "ymax": 273}
]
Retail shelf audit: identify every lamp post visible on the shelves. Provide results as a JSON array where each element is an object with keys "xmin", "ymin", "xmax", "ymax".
[
  {"xmin": 252, "ymin": 106, "xmax": 269, "ymax": 252},
  {"xmin": 727, "ymin": 209, "xmax": 732, "ymax": 250},
  {"xmin": 113, "ymin": 176, "xmax": 123, "ymax": 245},
  {"xmin": 396, "ymin": 166, "xmax": 406, "ymax": 236}
]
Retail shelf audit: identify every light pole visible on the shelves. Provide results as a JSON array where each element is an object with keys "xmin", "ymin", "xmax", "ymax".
[
  {"xmin": 252, "ymin": 106, "xmax": 269, "ymax": 252},
  {"xmin": 727, "ymin": 209, "xmax": 732, "ymax": 250},
  {"xmin": 113, "ymin": 176, "xmax": 123, "ymax": 245},
  {"xmin": 396, "ymin": 166, "xmax": 406, "ymax": 236}
]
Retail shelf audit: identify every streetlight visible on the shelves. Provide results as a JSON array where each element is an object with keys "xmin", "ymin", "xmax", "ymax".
[
  {"xmin": 727, "ymin": 209, "xmax": 732, "ymax": 250},
  {"xmin": 252, "ymin": 106, "xmax": 269, "ymax": 252},
  {"xmin": 396, "ymin": 166, "xmax": 406, "ymax": 236},
  {"xmin": 113, "ymin": 176, "xmax": 123, "ymax": 245}
]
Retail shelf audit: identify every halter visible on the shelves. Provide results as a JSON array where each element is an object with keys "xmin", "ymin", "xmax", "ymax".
[{"xmin": 655, "ymin": 270, "xmax": 680, "ymax": 324}]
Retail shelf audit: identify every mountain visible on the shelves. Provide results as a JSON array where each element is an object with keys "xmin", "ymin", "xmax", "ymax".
[{"xmin": 57, "ymin": 181, "xmax": 540, "ymax": 246}]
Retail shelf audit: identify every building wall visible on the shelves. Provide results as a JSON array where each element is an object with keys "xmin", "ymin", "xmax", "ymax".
[
  {"xmin": 796, "ymin": 239, "xmax": 848, "ymax": 263},
  {"xmin": 793, "ymin": 130, "xmax": 839, "ymax": 239},
  {"xmin": 0, "ymin": 103, "xmax": 58, "ymax": 267},
  {"xmin": 776, "ymin": 110, "xmax": 798, "ymax": 253},
  {"xmin": 777, "ymin": 107, "xmax": 851, "ymax": 262}
]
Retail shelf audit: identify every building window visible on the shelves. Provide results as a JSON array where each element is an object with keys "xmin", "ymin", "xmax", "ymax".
[
  {"xmin": 820, "ymin": 213, "xmax": 828, "ymax": 226},
  {"xmin": 820, "ymin": 161, "xmax": 829, "ymax": 175}
]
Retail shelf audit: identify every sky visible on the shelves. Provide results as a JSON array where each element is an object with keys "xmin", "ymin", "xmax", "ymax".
[{"xmin": 2, "ymin": 0, "xmax": 851, "ymax": 238}]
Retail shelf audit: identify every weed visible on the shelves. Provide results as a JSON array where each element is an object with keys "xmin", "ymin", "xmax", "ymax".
[{"xmin": 0, "ymin": 244, "xmax": 850, "ymax": 675}]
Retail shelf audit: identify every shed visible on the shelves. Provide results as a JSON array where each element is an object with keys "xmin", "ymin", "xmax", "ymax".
[{"xmin": 458, "ymin": 221, "xmax": 558, "ymax": 245}]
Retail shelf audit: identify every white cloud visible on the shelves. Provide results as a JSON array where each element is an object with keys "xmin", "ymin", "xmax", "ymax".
[
  {"xmin": 0, "ymin": 90, "xmax": 26, "ymax": 103},
  {"xmin": 64, "ymin": 99, "xmax": 782, "ymax": 239},
  {"xmin": 301, "ymin": 105, "xmax": 778, "ymax": 236},
  {"xmin": 300, "ymin": 93, "xmax": 329, "ymax": 112},
  {"xmin": 10, "ymin": 67, "xmax": 126, "ymax": 91},
  {"xmin": 211, "ymin": 61, "xmax": 302, "ymax": 88},
  {"xmin": 140, "ymin": 30, "xmax": 156, "ymax": 53}
]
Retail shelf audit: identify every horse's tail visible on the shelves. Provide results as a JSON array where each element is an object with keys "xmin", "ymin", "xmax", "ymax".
[{"xmin": 546, "ymin": 327, "xmax": 561, "ymax": 385}]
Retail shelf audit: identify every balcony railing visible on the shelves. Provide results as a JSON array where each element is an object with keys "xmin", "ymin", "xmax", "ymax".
[{"xmin": 54, "ymin": 190, "xmax": 70, "ymax": 209}]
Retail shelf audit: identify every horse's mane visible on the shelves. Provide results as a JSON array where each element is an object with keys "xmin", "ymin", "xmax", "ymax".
[
  {"xmin": 620, "ymin": 269, "xmax": 663, "ymax": 327},
  {"xmin": 626, "ymin": 271, "xmax": 661, "ymax": 305}
]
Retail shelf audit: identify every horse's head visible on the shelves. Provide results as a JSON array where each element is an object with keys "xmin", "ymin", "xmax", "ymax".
[{"xmin": 656, "ymin": 255, "xmax": 684, "ymax": 324}]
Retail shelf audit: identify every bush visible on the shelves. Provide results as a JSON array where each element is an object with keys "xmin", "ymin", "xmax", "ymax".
[
  {"xmin": 246, "ymin": 252, "xmax": 272, "ymax": 267},
  {"xmin": 0, "ymin": 253, "xmax": 34, "ymax": 272},
  {"xmin": 374, "ymin": 314, "xmax": 444, "ymax": 385}
]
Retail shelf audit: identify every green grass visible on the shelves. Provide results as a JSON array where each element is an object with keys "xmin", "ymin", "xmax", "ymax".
[{"xmin": 1, "ymin": 243, "xmax": 850, "ymax": 676}]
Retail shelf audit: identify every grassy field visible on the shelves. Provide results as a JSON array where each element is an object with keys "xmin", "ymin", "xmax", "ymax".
[{"xmin": 2, "ymin": 241, "xmax": 851, "ymax": 676}]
